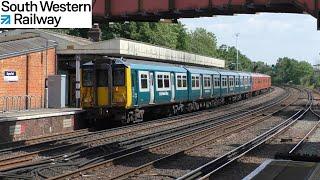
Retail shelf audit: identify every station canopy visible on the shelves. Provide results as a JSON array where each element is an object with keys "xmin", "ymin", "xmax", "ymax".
[{"xmin": 58, "ymin": 38, "xmax": 225, "ymax": 68}]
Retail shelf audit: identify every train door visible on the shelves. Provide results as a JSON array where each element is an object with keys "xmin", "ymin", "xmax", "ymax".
[
  {"xmin": 171, "ymin": 73, "xmax": 175, "ymax": 102},
  {"xmin": 149, "ymin": 72, "xmax": 155, "ymax": 104},
  {"xmin": 132, "ymin": 70, "xmax": 138, "ymax": 106},
  {"xmin": 200, "ymin": 75, "xmax": 203, "ymax": 99}
]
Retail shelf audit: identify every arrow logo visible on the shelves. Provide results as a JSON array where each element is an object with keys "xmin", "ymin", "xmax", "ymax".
[{"xmin": 1, "ymin": 15, "xmax": 11, "ymax": 25}]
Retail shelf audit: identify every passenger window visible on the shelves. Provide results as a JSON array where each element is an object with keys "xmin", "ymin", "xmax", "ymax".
[
  {"xmin": 140, "ymin": 74, "xmax": 149, "ymax": 90},
  {"xmin": 176, "ymin": 75, "xmax": 187, "ymax": 89},
  {"xmin": 229, "ymin": 78, "xmax": 234, "ymax": 87},
  {"xmin": 157, "ymin": 75, "xmax": 163, "ymax": 88},
  {"xmin": 192, "ymin": 76, "xmax": 196, "ymax": 87},
  {"xmin": 164, "ymin": 75, "xmax": 170, "ymax": 88},
  {"xmin": 182, "ymin": 76, "xmax": 187, "ymax": 87},
  {"xmin": 177, "ymin": 75, "xmax": 182, "ymax": 87},
  {"xmin": 196, "ymin": 77, "xmax": 200, "ymax": 87},
  {"xmin": 97, "ymin": 70, "xmax": 108, "ymax": 87},
  {"xmin": 236, "ymin": 78, "xmax": 239, "ymax": 86},
  {"xmin": 157, "ymin": 73, "xmax": 171, "ymax": 90},
  {"xmin": 192, "ymin": 75, "xmax": 200, "ymax": 89},
  {"xmin": 82, "ymin": 69, "xmax": 94, "ymax": 87},
  {"xmin": 113, "ymin": 67, "xmax": 125, "ymax": 86},
  {"xmin": 204, "ymin": 76, "xmax": 211, "ymax": 88},
  {"xmin": 214, "ymin": 77, "xmax": 220, "ymax": 87}
]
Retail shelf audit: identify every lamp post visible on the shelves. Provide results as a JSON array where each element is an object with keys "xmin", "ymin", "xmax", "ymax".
[{"xmin": 235, "ymin": 33, "xmax": 240, "ymax": 71}]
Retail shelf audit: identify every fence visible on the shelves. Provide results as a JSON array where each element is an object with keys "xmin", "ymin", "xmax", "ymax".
[{"xmin": 0, "ymin": 96, "xmax": 43, "ymax": 113}]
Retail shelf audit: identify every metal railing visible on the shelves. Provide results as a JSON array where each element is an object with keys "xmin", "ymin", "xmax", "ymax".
[{"xmin": 0, "ymin": 95, "xmax": 43, "ymax": 113}]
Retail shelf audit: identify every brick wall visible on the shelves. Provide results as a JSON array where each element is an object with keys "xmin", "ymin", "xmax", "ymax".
[{"xmin": 0, "ymin": 48, "xmax": 56, "ymax": 111}]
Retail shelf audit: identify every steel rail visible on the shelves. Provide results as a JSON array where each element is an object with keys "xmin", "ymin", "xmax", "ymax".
[
  {"xmin": 0, "ymin": 89, "xmax": 288, "ymax": 172},
  {"xmin": 106, "ymin": 91, "xmax": 300, "ymax": 180},
  {"xmin": 46, "ymin": 88, "xmax": 296, "ymax": 180},
  {"xmin": 0, "ymin": 129, "xmax": 89, "ymax": 150},
  {"xmin": 0, "ymin": 88, "xmax": 275, "ymax": 154},
  {"xmin": 177, "ymin": 91, "xmax": 312, "ymax": 180},
  {"xmin": 288, "ymin": 106, "xmax": 320, "ymax": 154}
]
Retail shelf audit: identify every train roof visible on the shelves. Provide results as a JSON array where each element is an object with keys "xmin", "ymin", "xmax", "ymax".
[
  {"xmin": 115, "ymin": 59, "xmax": 187, "ymax": 73},
  {"xmin": 217, "ymin": 69, "xmax": 240, "ymax": 76},
  {"xmin": 251, "ymin": 73, "xmax": 270, "ymax": 78},
  {"xmin": 237, "ymin": 72, "xmax": 251, "ymax": 77},
  {"xmin": 184, "ymin": 67, "xmax": 220, "ymax": 75}
]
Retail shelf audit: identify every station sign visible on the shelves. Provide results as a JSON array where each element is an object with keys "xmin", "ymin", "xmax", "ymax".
[
  {"xmin": 4, "ymin": 70, "xmax": 18, "ymax": 82},
  {"xmin": 0, "ymin": 0, "xmax": 92, "ymax": 28}
]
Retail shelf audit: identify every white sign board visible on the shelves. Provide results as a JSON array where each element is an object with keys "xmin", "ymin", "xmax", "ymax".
[
  {"xmin": 4, "ymin": 71, "xmax": 18, "ymax": 82},
  {"xmin": 0, "ymin": 0, "xmax": 92, "ymax": 28}
]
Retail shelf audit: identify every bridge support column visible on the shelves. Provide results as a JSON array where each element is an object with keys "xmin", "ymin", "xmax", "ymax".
[
  {"xmin": 75, "ymin": 55, "xmax": 81, "ymax": 108},
  {"xmin": 317, "ymin": 10, "xmax": 320, "ymax": 30}
]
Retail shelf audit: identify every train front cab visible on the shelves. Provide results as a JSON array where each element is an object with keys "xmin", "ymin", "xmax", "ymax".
[
  {"xmin": 110, "ymin": 61, "xmax": 133, "ymax": 124},
  {"xmin": 80, "ymin": 61, "xmax": 111, "ymax": 124}
]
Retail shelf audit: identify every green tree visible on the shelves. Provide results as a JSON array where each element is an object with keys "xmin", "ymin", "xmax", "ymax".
[
  {"xmin": 188, "ymin": 28, "xmax": 217, "ymax": 57},
  {"xmin": 273, "ymin": 57, "xmax": 314, "ymax": 86},
  {"xmin": 216, "ymin": 45, "xmax": 252, "ymax": 71}
]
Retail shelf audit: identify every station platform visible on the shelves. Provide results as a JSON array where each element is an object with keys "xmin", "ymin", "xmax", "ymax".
[
  {"xmin": 0, "ymin": 108, "xmax": 85, "ymax": 142},
  {"xmin": 244, "ymin": 159, "xmax": 320, "ymax": 180}
]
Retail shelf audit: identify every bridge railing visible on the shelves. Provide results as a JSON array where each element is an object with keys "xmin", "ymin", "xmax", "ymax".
[{"xmin": 0, "ymin": 95, "xmax": 43, "ymax": 113}]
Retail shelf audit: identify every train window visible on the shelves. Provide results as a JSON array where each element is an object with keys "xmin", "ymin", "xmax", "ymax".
[
  {"xmin": 97, "ymin": 70, "xmax": 108, "ymax": 87},
  {"xmin": 235, "ymin": 78, "xmax": 239, "ymax": 86},
  {"xmin": 157, "ymin": 75, "xmax": 164, "ymax": 88},
  {"xmin": 141, "ymin": 74, "xmax": 148, "ymax": 89},
  {"xmin": 139, "ymin": 71, "xmax": 149, "ymax": 92},
  {"xmin": 221, "ymin": 77, "xmax": 227, "ymax": 87},
  {"xmin": 113, "ymin": 67, "xmax": 125, "ymax": 86},
  {"xmin": 214, "ymin": 77, "xmax": 220, "ymax": 87},
  {"xmin": 164, "ymin": 75, "xmax": 170, "ymax": 88},
  {"xmin": 156, "ymin": 72, "xmax": 171, "ymax": 91},
  {"xmin": 176, "ymin": 74, "xmax": 187, "ymax": 90},
  {"xmin": 203, "ymin": 76, "xmax": 211, "ymax": 89},
  {"xmin": 192, "ymin": 75, "xmax": 200, "ymax": 89},
  {"xmin": 229, "ymin": 77, "xmax": 234, "ymax": 87},
  {"xmin": 82, "ymin": 69, "xmax": 94, "ymax": 87}
]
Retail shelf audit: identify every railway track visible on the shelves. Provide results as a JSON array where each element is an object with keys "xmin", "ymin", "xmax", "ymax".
[
  {"xmin": 0, "ymin": 129, "xmax": 90, "ymax": 150},
  {"xmin": 288, "ymin": 108, "xmax": 320, "ymax": 155},
  {"xmin": 0, "ymin": 87, "xmax": 276, "ymax": 155},
  {"xmin": 0, "ymin": 88, "xmax": 284, "ymax": 172},
  {"xmin": 0, "ymin": 88, "xmax": 274, "ymax": 153},
  {"xmin": 36, "ymin": 87, "xmax": 300, "ymax": 179},
  {"xmin": 177, "ymin": 90, "xmax": 313, "ymax": 180}
]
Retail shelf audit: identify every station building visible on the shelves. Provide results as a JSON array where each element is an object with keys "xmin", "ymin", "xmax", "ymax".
[{"xmin": 0, "ymin": 33, "xmax": 57, "ymax": 112}]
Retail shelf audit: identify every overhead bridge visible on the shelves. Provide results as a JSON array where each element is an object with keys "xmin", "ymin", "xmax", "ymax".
[{"xmin": 92, "ymin": 0, "xmax": 320, "ymax": 29}]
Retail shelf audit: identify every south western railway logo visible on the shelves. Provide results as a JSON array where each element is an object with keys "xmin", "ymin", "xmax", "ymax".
[{"xmin": 0, "ymin": 0, "xmax": 92, "ymax": 28}]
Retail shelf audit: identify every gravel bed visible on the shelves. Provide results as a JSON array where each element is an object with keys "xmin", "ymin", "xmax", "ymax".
[
  {"xmin": 126, "ymin": 88, "xmax": 301, "ymax": 179},
  {"xmin": 296, "ymin": 128, "xmax": 320, "ymax": 156},
  {"xmin": 134, "ymin": 116, "xmax": 285, "ymax": 179},
  {"xmin": 1, "ymin": 87, "xmax": 287, "ymax": 179},
  {"xmin": 0, "ymin": 87, "xmax": 285, "ymax": 163},
  {"xmin": 72, "ymin": 113, "xmax": 284, "ymax": 180},
  {"xmin": 212, "ymin": 106, "xmax": 317, "ymax": 180}
]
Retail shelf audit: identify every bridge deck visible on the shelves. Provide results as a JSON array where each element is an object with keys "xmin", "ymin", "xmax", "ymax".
[{"xmin": 93, "ymin": 0, "xmax": 319, "ymax": 22}]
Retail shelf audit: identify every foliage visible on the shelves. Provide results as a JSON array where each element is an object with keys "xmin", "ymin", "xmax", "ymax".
[
  {"xmin": 216, "ymin": 45, "xmax": 252, "ymax": 71},
  {"xmin": 50, "ymin": 23, "xmax": 317, "ymax": 87},
  {"xmin": 272, "ymin": 57, "xmax": 314, "ymax": 86}
]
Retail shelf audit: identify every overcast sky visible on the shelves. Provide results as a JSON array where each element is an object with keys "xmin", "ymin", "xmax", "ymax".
[{"xmin": 180, "ymin": 13, "xmax": 320, "ymax": 66}]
